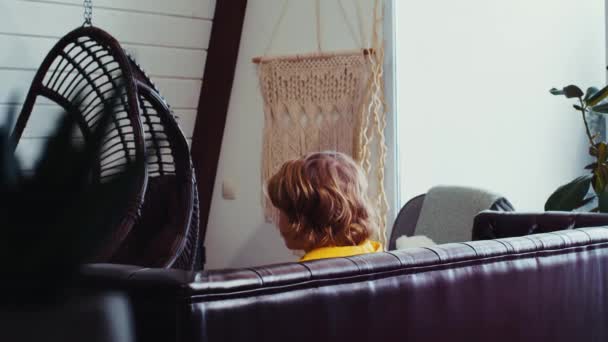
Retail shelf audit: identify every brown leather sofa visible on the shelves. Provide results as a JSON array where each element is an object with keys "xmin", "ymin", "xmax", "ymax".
[
  {"xmin": 473, "ymin": 210, "xmax": 608, "ymax": 240},
  {"xmin": 81, "ymin": 224, "xmax": 608, "ymax": 342}
]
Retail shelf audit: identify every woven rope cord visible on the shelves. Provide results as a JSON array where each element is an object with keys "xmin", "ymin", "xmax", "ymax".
[
  {"xmin": 358, "ymin": 0, "xmax": 388, "ymax": 248},
  {"xmin": 338, "ymin": 0, "xmax": 365, "ymax": 48},
  {"xmin": 262, "ymin": 0, "xmax": 361, "ymax": 58}
]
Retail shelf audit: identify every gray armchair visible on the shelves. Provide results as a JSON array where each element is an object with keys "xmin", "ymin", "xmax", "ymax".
[{"xmin": 388, "ymin": 186, "xmax": 514, "ymax": 250}]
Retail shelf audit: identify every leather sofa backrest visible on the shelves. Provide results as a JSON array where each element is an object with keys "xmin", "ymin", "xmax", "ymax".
[
  {"xmin": 473, "ymin": 210, "xmax": 608, "ymax": 240},
  {"xmin": 83, "ymin": 227, "xmax": 608, "ymax": 342}
]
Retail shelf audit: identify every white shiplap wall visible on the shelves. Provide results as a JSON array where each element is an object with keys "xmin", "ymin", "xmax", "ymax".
[{"xmin": 0, "ymin": 0, "xmax": 214, "ymax": 169}]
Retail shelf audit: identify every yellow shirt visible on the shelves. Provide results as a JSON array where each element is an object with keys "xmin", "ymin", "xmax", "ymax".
[{"xmin": 300, "ymin": 240, "xmax": 383, "ymax": 262}]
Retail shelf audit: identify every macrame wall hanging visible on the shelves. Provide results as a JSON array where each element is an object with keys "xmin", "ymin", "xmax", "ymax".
[{"xmin": 254, "ymin": 0, "xmax": 389, "ymax": 246}]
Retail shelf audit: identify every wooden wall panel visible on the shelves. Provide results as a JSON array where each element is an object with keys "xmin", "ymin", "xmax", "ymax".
[{"xmin": 0, "ymin": 0, "xmax": 212, "ymax": 169}]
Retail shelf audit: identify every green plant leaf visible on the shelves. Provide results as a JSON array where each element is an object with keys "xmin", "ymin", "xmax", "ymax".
[
  {"xmin": 590, "ymin": 144, "xmax": 600, "ymax": 157},
  {"xmin": 585, "ymin": 87, "xmax": 600, "ymax": 101},
  {"xmin": 593, "ymin": 163, "xmax": 608, "ymax": 194},
  {"xmin": 594, "ymin": 170, "xmax": 607, "ymax": 194},
  {"xmin": 563, "ymin": 85, "xmax": 584, "ymax": 98},
  {"xmin": 592, "ymin": 103, "xmax": 608, "ymax": 113},
  {"xmin": 598, "ymin": 191, "xmax": 608, "ymax": 213},
  {"xmin": 545, "ymin": 175, "xmax": 593, "ymax": 211},
  {"xmin": 585, "ymin": 162, "xmax": 598, "ymax": 170},
  {"xmin": 579, "ymin": 196, "xmax": 596, "ymax": 207},
  {"xmin": 573, "ymin": 104, "xmax": 584, "ymax": 111},
  {"xmin": 598, "ymin": 143, "xmax": 608, "ymax": 163},
  {"xmin": 550, "ymin": 85, "xmax": 584, "ymax": 98},
  {"xmin": 587, "ymin": 84, "xmax": 608, "ymax": 106},
  {"xmin": 0, "ymin": 84, "xmax": 145, "ymax": 303}
]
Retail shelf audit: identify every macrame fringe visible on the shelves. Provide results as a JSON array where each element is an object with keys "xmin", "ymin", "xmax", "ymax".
[
  {"xmin": 259, "ymin": 52, "xmax": 370, "ymax": 223},
  {"xmin": 257, "ymin": 0, "xmax": 389, "ymax": 249}
]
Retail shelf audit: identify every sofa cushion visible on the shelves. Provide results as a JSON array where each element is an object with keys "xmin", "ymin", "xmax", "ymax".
[{"xmin": 472, "ymin": 210, "xmax": 608, "ymax": 240}]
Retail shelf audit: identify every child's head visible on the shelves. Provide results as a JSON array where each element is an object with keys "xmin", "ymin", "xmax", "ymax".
[{"xmin": 266, "ymin": 151, "xmax": 377, "ymax": 252}]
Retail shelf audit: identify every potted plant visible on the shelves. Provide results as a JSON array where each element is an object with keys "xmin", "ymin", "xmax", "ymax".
[
  {"xmin": 545, "ymin": 84, "xmax": 608, "ymax": 212},
  {"xmin": 0, "ymin": 91, "xmax": 139, "ymax": 342}
]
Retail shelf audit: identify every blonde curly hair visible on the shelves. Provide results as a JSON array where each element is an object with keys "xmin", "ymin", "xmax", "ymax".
[{"xmin": 266, "ymin": 151, "xmax": 377, "ymax": 252}]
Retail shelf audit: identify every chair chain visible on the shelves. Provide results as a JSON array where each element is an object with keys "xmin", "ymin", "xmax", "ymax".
[{"xmin": 83, "ymin": 0, "xmax": 93, "ymax": 26}]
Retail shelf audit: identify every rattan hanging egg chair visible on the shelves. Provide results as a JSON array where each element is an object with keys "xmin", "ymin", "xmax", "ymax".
[
  {"xmin": 12, "ymin": 0, "xmax": 203, "ymax": 269},
  {"xmin": 110, "ymin": 57, "xmax": 202, "ymax": 270},
  {"xmin": 11, "ymin": 26, "xmax": 148, "ymax": 261}
]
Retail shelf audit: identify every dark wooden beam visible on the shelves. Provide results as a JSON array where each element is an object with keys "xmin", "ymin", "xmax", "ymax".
[{"xmin": 191, "ymin": 0, "xmax": 248, "ymax": 267}]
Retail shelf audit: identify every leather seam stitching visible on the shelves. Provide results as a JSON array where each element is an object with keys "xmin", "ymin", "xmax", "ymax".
[
  {"xmin": 344, "ymin": 256, "xmax": 363, "ymax": 273},
  {"xmin": 493, "ymin": 239, "xmax": 513, "ymax": 253},
  {"xmin": 546, "ymin": 231, "xmax": 568, "ymax": 248},
  {"xmin": 246, "ymin": 267, "xmax": 265, "ymax": 286},
  {"xmin": 460, "ymin": 242, "xmax": 479, "ymax": 257},
  {"xmin": 299, "ymin": 262, "xmax": 314, "ymax": 279},
  {"xmin": 385, "ymin": 251, "xmax": 404, "ymax": 267},
  {"xmin": 421, "ymin": 247, "xmax": 442, "ymax": 262}
]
